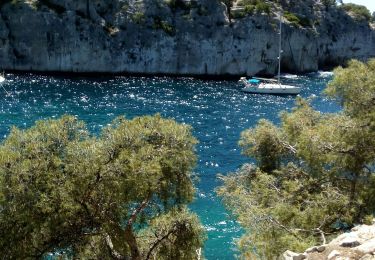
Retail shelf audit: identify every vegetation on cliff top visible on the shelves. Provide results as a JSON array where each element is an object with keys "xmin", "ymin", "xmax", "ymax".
[
  {"xmin": 4, "ymin": 0, "xmax": 373, "ymax": 25},
  {"xmin": 1, "ymin": 0, "xmax": 373, "ymax": 42},
  {"xmin": 0, "ymin": 114, "xmax": 205, "ymax": 259},
  {"xmin": 225, "ymin": 0, "xmax": 373, "ymax": 27},
  {"xmin": 340, "ymin": 3, "xmax": 372, "ymax": 22},
  {"xmin": 218, "ymin": 59, "xmax": 375, "ymax": 258}
]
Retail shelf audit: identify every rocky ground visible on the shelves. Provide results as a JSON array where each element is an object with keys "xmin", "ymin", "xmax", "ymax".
[{"xmin": 282, "ymin": 221, "xmax": 375, "ymax": 260}]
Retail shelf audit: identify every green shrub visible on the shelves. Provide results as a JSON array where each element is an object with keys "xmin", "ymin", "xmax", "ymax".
[
  {"xmin": 236, "ymin": 0, "xmax": 256, "ymax": 6},
  {"xmin": 341, "ymin": 3, "xmax": 371, "ymax": 22},
  {"xmin": 284, "ymin": 11, "xmax": 311, "ymax": 27},
  {"xmin": 322, "ymin": 0, "xmax": 336, "ymax": 7},
  {"xmin": 236, "ymin": 0, "xmax": 272, "ymax": 16},
  {"xmin": 255, "ymin": 1, "xmax": 271, "ymax": 14},
  {"xmin": 299, "ymin": 16, "xmax": 311, "ymax": 27},
  {"xmin": 131, "ymin": 11, "xmax": 145, "ymax": 24},
  {"xmin": 284, "ymin": 11, "xmax": 301, "ymax": 26},
  {"xmin": 232, "ymin": 10, "xmax": 246, "ymax": 19},
  {"xmin": 165, "ymin": 0, "xmax": 191, "ymax": 10},
  {"xmin": 244, "ymin": 4, "xmax": 255, "ymax": 14},
  {"xmin": 121, "ymin": 3, "xmax": 129, "ymax": 12},
  {"xmin": 153, "ymin": 17, "xmax": 175, "ymax": 36},
  {"xmin": 160, "ymin": 21, "xmax": 175, "ymax": 36}
]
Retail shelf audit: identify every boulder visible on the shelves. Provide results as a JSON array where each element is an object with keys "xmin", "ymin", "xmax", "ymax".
[
  {"xmin": 305, "ymin": 245, "xmax": 326, "ymax": 254},
  {"xmin": 355, "ymin": 238, "xmax": 375, "ymax": 255},
  {"xmin": 328, "ymin": 250, "xmax": 341, "ymax": 260},
  {"xmin": 340, "ymin": 234, "xmax": 361, "ymax": 248},
  {"xmin": 359, "ymin": 254, "xmax": 375, "ymax": 260},
  {"xmin": 282, "ymin": 222, "xmax": 375, "ymax": 260},
  {"xmin": 282, "ymin": 250, "xmax": 306, "ymax": 260}
]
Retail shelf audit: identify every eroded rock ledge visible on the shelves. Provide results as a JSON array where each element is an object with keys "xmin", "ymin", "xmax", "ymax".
[
  {"xmin": 282, "ymin": 221, "xmax": 375, "ymax": 260},
  {"xmin": 0, "ymin": 0, "xmax": 374, "ymax": 76}
]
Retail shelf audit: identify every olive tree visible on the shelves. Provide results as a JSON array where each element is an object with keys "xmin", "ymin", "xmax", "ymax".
[{"xmin": 0, "ymin": 114, "xmax": 205, "ymax": 259}]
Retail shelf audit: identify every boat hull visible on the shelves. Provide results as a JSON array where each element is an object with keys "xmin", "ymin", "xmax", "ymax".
[{"xmin": 242, "ymin": 83, "xmax": 301, "ymax": 95}]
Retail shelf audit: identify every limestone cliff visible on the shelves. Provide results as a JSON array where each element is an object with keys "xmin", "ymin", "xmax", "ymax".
[{"xmin": 0, "ymin": 0, "xmax": 374, "ymax": 76}]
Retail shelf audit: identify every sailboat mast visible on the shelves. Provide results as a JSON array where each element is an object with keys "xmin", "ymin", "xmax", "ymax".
[{"xmin": 278, "ymin": 12, "xmax": 282, "ymax": 85}]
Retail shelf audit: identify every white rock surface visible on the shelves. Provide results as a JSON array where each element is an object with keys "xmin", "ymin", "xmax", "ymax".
[
  {"xmin": 359, "ymin": 254, "xmax": 375, "ymax": 260},
  {"xmin": 328, "ymin": 250, "xmax": 341, "ymax": 259},
  {"xmin": 283, "ymin": 250, "xmax": 306, "ymax": 260},
  {"xmin": 355, "ymin": 238, "xmax": 375, "ymax": 255},
  {"xmin": 282, "ymin": 222, "xmax": 375, "ymax": 260},
  {"xmin": 305, "ymin": 245, "xmax": 326, "ymax": 254},
  {"xmin": 339, "ymin": 234, "xmax": 361, "ymax": 247}
]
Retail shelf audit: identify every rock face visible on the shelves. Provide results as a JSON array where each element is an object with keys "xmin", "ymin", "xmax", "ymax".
[
  {"xmin": 281, "ymin": 221, "xmax": 375, "ymax": 260},
  {"xmin": 0, "ymin": 0, "xmax": 374, "ymax": 76}
]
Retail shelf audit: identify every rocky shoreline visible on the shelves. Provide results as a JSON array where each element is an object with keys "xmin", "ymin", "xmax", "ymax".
[{"xmin": 282, "ymin": 221, "xmax": 375, "ymax": 260}]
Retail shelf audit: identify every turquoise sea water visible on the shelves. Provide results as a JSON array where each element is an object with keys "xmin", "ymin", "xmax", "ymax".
[{"xmin": 0, "ymin": 73, "xmax": 338, "ymax": 259}]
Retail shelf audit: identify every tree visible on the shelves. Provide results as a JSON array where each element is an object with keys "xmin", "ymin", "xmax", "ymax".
[
  {"xmin": 322, "ymin": 0, "xmax": 336, "ymax": 7},
  {"xmin": 0, "ymin": 114, "xmax": 205, "ymax": 259},
  {"xmin": 221, "ymin": 0, "xmax": 235, "ymax": 21},
  {"xmin": 218, "ymin": 59, "xmax": 375, "ymax": 258}
]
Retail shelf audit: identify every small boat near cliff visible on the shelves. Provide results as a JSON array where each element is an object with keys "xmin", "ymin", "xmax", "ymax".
[
  {"xmin": 240, "ymin": 13, "xmax": 301, "ymax": 95},
  {"xmin": 0, "ymin": 74, "xmax": 5, "ymax": 84},
  {"xmin": 240, "ymin": 77, "xmax": 301, "ymax": 95},
  {"xmin": 0, "ymin": 73, "xmax": 10, "ymax": 96}
]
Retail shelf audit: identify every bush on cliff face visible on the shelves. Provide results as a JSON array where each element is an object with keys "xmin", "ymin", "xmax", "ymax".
[
  {"xmin": 284, "ymin": 11, "xmax": 311, "ymax": 27},
  {"xmin": 0, "ymin": 115, "xmax": 205, "ymax": 259},
  {"xmin": 131, "ymin": 11, "xmax": 146, "ymax": 24},
  {"xmin": 322, "ymin": 0, "xmax": 336, "ymax": 7},
  {"xmin": 153, "ymin": 16, "xmax": 175, "ymax": 36},
  {"xmin": 218, "ymin": 59, "xmax": 375, "ymax": 259},
  {"xmin": 165, "ymin": 0, "xmax": 192, "ymax": 10}
]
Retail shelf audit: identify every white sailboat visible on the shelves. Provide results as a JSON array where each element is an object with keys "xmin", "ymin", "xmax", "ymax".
[
  {"xmin": 0, "ymin": 72, "xmax": 10, "ymax": 96},
  {"xmin": 0, "ymin": 73, "xmax": 5, "ymax": 84},
  {"xmin": 240, "ymin": 13, "xmax": 301, "ymax": 95}
]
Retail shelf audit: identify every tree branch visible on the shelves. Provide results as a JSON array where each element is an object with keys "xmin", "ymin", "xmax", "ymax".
[
  {"xmin": 124, "ymin": 196, "xmax": 151, "ymax": 260},
  {"xmin": 315, "ymin": 228, "xmax": 326, "ymax": 245},
  {"xmin": 277, "ymin": 137, "xmax": 297, "ymax": 155},
  {"xmin": 267, "ymin": 215, "xmax": 333, "ymax": 244},
  {"xmin": 127, "ymin": 197, "xmax": 150, "ymax": 228},
  {"xmin": 145, "ymin": 222, "xmax": 182, "ymax": 260},
  {"xmin": 105, "ymin": 233, "xmax": 127, "ymax": 260}
]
